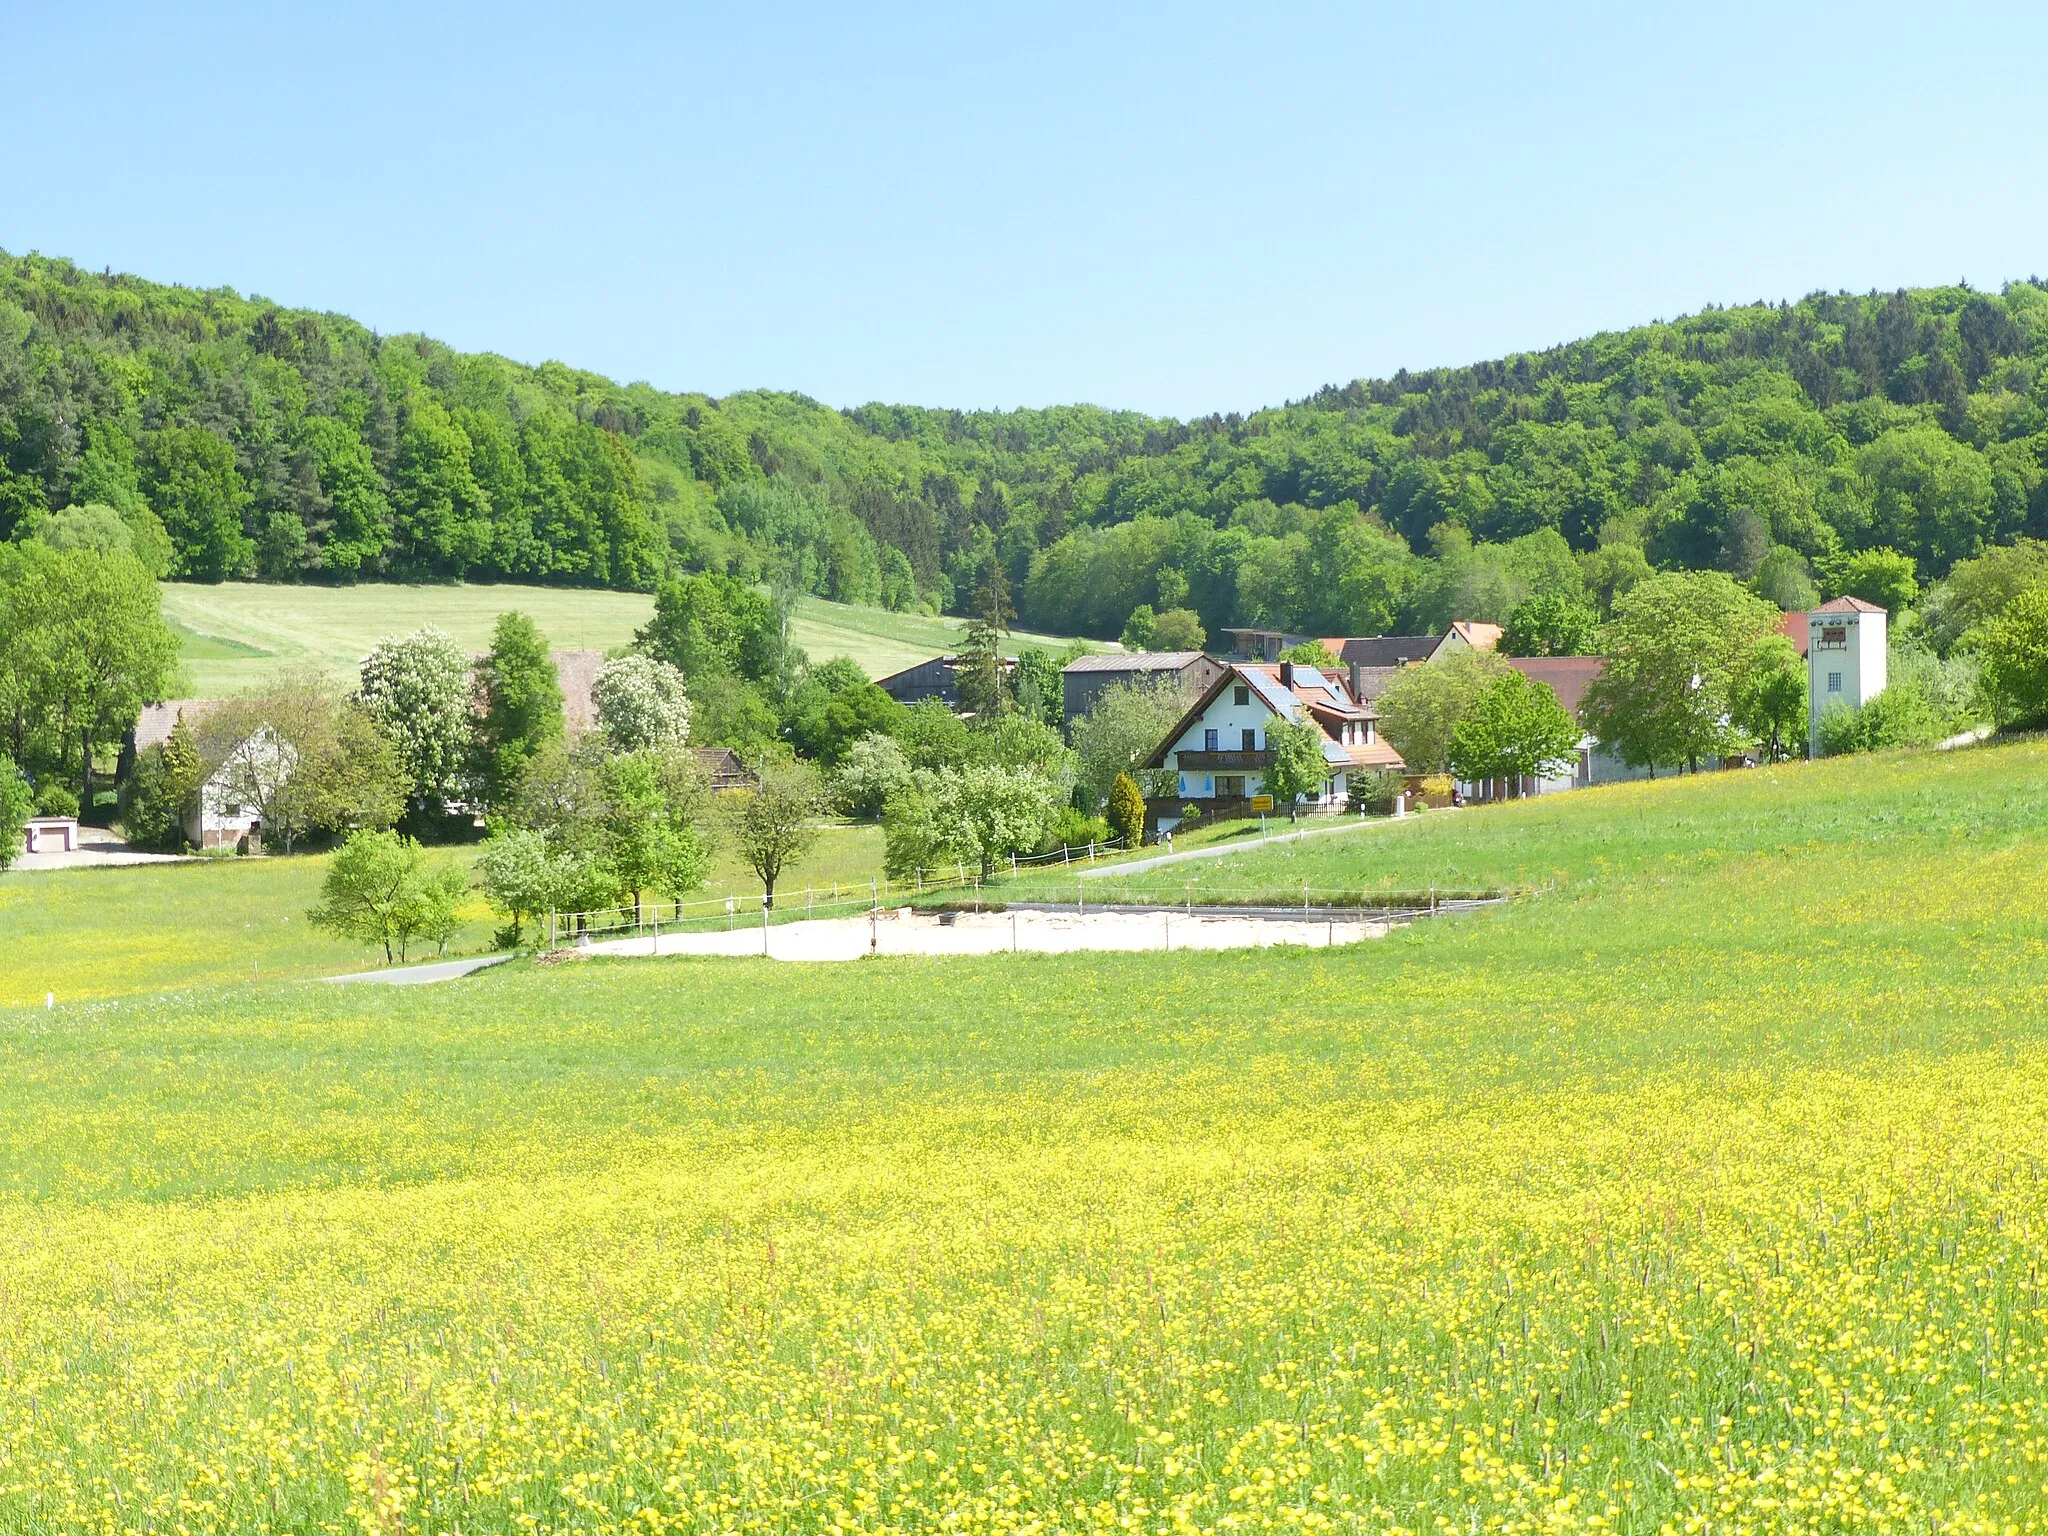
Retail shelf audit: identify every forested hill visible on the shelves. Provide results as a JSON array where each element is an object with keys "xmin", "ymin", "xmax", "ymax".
[{"xmin": 4, "ymin": 247, "xmax": 2045, "ymax": 644}]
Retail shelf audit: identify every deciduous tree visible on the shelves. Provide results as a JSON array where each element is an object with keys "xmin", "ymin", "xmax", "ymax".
[
  {"xmin": 1582, "ymin": 571, "xmax": 1777, "ymax": 773},
  {"xmin": 1447, "ymin": 672, "xmax": 1581, "ymax": 792},
  {"xmin": 1262, "ymin": 713, "xmax": 1327, "ymax": 820},
  {"xmin": 474, "ymin": 612, "xmax": 564, "ymax": 808},
  {"xmin": 721, "ymin": 758, "xmax": 821, "ymax": 908}
]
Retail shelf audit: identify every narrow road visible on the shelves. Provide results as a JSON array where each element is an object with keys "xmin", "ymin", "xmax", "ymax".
[
  {"xmin": 1082, "ymin": 809, "xmax": 1445, "ymax": 878},
  {"xmin": 321, "ymin": 955, "xmax": 513, "ymax": 986}
]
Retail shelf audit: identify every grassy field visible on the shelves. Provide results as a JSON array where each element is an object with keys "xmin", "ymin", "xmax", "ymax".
[
  {"xmin": 3, "ymin": 744, "xmax": 2048, "ymax": 1532},
  {"xmin": 162, "ymin": 581, "xmax": 1097, "ymax": 694},
  {"xmin": 0, "ymin": 821, "xmax": 886, "ymax": 1004}
]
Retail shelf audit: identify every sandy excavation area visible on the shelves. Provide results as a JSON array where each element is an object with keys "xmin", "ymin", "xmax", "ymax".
[{"xmin": 583, "ymin": 905, "xmax": 1390, "ymax": 963}]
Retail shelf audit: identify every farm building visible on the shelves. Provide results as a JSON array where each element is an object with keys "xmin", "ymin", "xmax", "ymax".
[
  {"xmin": 1058, "ymin": 651, "xmax": 1227, "ymax": 729},
  {"xmin": 1142, "ymin": 660, "xmax": 1405, "ymax": 824},
  {"xmin": 875, "ymin": 654, "xmax": 1018, "ymax": 712}
]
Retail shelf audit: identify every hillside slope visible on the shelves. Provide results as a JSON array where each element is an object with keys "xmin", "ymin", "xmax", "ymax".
[
  {"xmin": 160, "ymin": 581, "xmax": 1093, "ymax": 695},
  {"xmin": 4, "ymin": 249, "xmax": 2045, "ymax": 641}
]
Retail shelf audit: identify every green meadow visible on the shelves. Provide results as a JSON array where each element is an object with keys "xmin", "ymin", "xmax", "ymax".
[
  {"xmin": 160, "ymin": 581, "xmax": 1096, "ymax": 694},
  {"xmin": 2, "ymin": 742, "xmax": 2047, "ymax": 1532}
]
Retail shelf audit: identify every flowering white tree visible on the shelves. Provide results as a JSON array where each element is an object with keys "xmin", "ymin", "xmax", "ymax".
[
  {"xmin": 358, "ymin": 628, "xmax": 474, "ymax": 816},
  {"xmin": 831, "ymin": 732, "xmax": 912, "ymax": 818},
  {"xmin": 593, "ymin": 655, "xmax": 692, "ymax": 752}
]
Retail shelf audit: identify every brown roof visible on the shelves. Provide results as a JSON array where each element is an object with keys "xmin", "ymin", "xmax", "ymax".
[
  {"xmin": 133, "ymin": 699, "xmax": 221, "ymax": 750},
  {"xmin": 1143, "ymin": 661, "xmax": 1406, "ymax": 772},
  {"xmin": 552, "ymin": 649, "xmax": 604, "ymax": 734},
  {"xmin": 1447, "ymin": 621, "xmax": 1505, "ymax": 650},
  {"xmin": 1504, "ymin": 656, "xmax": 1605, "ymax": 718},
  {"xmin": 1816, "ymin": 596, "xmax": 1885, "ymax": 613},
  {"xmin": 1778, "ymin": 610, "xmax": 1810, "ymax": 657}
]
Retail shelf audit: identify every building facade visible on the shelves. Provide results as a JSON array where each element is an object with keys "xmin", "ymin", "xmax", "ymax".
[
  {"xmin": 1143, "ymin": 661, "xmax": 1405, "ymax": 823},
  {"xmin": 1806, "ymin": 597, "xmax": 1887, "ymax": 756},
  {"xmin": 1058, "ymin": 651, "xmax": 1227, "ymax": 729}
]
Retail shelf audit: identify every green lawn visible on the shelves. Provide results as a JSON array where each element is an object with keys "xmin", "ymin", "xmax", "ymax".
[
  {"xmin": 2, "ymin": 742, "xmax": 2047, "ymax": 1532},
  {"xmin": 161, "ymin": 581, "xmax": 1098, "ymax": 694}
]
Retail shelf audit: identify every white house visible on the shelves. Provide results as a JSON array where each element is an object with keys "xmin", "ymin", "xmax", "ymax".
[
  {"xmin": 1142, "ymin": 660, "xmax": 1406, "ymax": 818},
  {"xmin": 1806, "ymin": 597, "xmax": 1887, "ymax": 756},
  {"xmin": 188, "ymin": 724, "xmax": 297, "ymax": 851}
]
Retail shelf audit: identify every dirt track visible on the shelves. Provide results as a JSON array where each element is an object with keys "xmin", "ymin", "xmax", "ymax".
[{"xmin": 584, "ymin": 906, "xmax": 1388, "ymax": 963}]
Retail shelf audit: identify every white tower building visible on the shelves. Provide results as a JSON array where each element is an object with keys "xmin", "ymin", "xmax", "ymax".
[{"xmin": 1807, "ymin": 597, "xmax": 1887, "ymax": 757}]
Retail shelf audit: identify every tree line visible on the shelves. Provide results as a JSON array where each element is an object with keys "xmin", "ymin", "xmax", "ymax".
[{"xmin": 6, "ymin": 251, "xmax": 2048, "ymax": 647}]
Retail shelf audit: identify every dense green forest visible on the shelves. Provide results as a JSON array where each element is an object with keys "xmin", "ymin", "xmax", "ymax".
[{"xmin": 4, "ymin": 248, "xmax": 2045, "ymax": 642}]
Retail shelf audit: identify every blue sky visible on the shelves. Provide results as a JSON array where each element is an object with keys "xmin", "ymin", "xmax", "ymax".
[{"xmin": 8, "ymin": 3, "xmax": 2045, "ymax": 417}]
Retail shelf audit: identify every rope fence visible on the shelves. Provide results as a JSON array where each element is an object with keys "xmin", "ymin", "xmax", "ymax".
[{"xmin": 544, "ymin": 836, "xmax": 1137, "ymax": 947}]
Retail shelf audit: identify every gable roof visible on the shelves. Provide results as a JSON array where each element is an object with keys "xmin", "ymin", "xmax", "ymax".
[
  {"xmin": 551, "ymin": 649, "xmax": 604, "ymax": 735},
  {"xmin": 1504, "ymin": 655, "xmax": 1605, "ymax": 718},
  {"xmin": 133, "ymin": 699, "xmax": 221, "ymax": 751},
  {"xmin": 1061, "ymin": 650, "xmax": 1206, "ymax": 673},
  {"xmin": 1447, "ymin": 621, "xmax": 1505, "ymax": 650},
  {"xmin": 1142, "ymin": 662, "xmax": 1400, "ymax": 770},
  {"xmin": 1319, "ymin": 635, "xmax": 1445, "ymax": 668},
  {"xmin": 1816, "ymin": 595, "xmax": 1885, "ymax": 613}
]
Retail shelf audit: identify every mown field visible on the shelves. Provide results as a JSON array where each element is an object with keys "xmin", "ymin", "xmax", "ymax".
[
  {"xmin": 0, "ymin": 822, "xmax": 884, "ymax": 1004},
  {"xmin": 161, "ymin": 581, "xmax": 1094, "ymax": 694},
  {"xmin": 3, "ymin": 744, "xmax": 2048, "ymax": 1533}
]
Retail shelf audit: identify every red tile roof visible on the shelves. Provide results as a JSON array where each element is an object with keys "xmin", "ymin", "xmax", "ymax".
[
  {"xmin": 1503, "ymin": 655, "xmax": 1605, "ymax": 718},
  {"xmin": 1816, "ymin": 595, "xmax": 1885, "ymax": 613}
]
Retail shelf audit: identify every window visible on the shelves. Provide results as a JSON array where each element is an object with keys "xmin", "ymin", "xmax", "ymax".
[
  {"xmin": 1241, "ymin": 728, "xmax": 1257, "ymax": 751},
  {"xmin": 1204, "ymin": 727, "xmax": 1219, "ymax": 751},
  {"xmin": 1827, "ymin": 671, "xmax": 1842, "ymax": 693},
  {"xmin": 1218, "ymin": 775, "xmax": 1246, "ymax": 798},
  {"xmin": 1233, "ymin": 686, "xmax": 1250, "ymax": 706}
]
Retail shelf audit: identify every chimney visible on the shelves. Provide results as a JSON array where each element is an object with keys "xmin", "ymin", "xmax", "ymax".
[{"xmin": 1279, "ymin": 660, "xmax": 1295, "ymax": 688}]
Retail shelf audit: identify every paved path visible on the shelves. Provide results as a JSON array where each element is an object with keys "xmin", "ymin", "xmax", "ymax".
[
  {"xmin": 321, "ymin": 955, "xmax": 513, "ymax": 986},
  {"xmin": 1081, "ymin": 810, "xmax": 1441, "ymax": 878}
]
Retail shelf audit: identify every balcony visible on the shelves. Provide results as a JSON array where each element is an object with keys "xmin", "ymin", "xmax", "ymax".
[{"xmin": 1176, "ymin": 749, "xmax": 1273, "ymax": 771}]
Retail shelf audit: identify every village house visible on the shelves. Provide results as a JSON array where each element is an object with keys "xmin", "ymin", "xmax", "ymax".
[
  {"xmin": 1318, "ymin": 622, "xmax": 1504, "ymax": 703},
  {"xmin": 1142, "ymin": 659, "xmax": 1405, "ymax": 824}
]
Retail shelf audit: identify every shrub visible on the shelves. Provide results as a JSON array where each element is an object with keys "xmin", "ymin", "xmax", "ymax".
[
  {"xmin": 1968, "ymin": 580, "xmax": 2048, "ymax": 729},
  {"xmin": 34, "ymin": 782, "xmax": 79, "ymax": 818},
  {"xmin": 0, "ymin": 759, "xmax": 31, "ymax": 871},
  {"xmin": 1177, "ymin": 803, "xmax": 1204, "ymax": 831},
  {"xmin": 306, "ymin": 829, "xmax": 468, "ymax": 964},
  {"xmin": 830, "ymin": 733, "xmax": 913, "ymax": 819},
  {"xmin": 1346, "ymin": 769, "xmax": 1403, "ymax": 815},
  {"xmin": 1045, "ymin": 807, "xmax": 1110, "ymax": 854},
  {"xmin": 1106, "ymin": 771, "xmax": 1146, "ymax": 848}
]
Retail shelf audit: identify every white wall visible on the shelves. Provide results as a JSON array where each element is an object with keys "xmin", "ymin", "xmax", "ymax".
[
  {"xmin": 1807, "ymin": 609, "xmax": 1887, "ymax": 756},
  {"xmin": 1170, "ymin": 682, "xmax": 1273, "ymax": 799}
]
